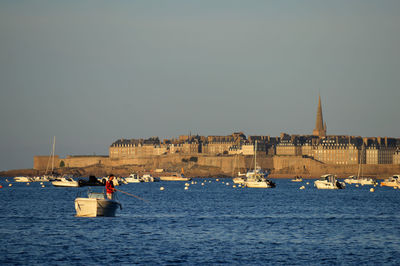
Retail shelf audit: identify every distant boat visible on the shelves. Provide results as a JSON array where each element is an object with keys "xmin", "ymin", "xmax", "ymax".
[
  {"xmin": 52, "ymin": 175, "xmax": 79, "ymax": 187},
  {"xmin": 358, "ymin": 177, "xmax": 377, "ymax": 186},
  {"xmin": 35, "ymin": 136, "xmax": 58, "ymax": 182},
  {"xmin": 381, "ymin": 175, "xmax": 400, "ymax": 188},
  {"xmin": 344, "ymin": 147, "xmax": 376, "ymax": 186},
  {"xmin": 142, "ymin": 174, "xmax": 157, "ymax": 182},
  {"xmin": 232, "ymin": 177, "xmax": 246, "ymax": 184},
  {"xmin": 314, "ymin": 174, "xmax": 345, "ymax": 189},
  {"xmin": 75, "ymin": 190, "xmax": 121, "ymax": 217},
  {"xmin": 125, "ymin": 173, "xmax": 143, "ymax": 183},
  {"xmin": 344, "ymin": 175, "xmax": 359, "ymax": 185},
  {"xmin": 291, "ymin": 176, "xmax": 303, "ymax": 182},
  {"xmin": 243, "ymin": 141, "xmax": 275, "ymax": 189},
  {"xmin": 159, "ymin": 173, "xmax": 191, "ymax": 181},
  {"xmin": 14, "ymin": 176, "xmax": 33, "ymax": 182}
]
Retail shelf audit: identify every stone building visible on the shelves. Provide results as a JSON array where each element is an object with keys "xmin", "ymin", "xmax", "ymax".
[
  {"xmin": 364, "ymin": 137, "xmax": 397, "ymax": 164},
  {"xmin": 313, "ymin": 136, "xmax": 361, "ymax": 165},
  {"xmin": 393, "ymin": 149, "xmax": 400, "ymax": 164}
]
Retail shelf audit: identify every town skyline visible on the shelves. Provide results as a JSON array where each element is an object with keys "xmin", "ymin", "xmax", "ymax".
[{"xmin": 1, "ymin": 1, "xmax": 399, "ymax": 171}]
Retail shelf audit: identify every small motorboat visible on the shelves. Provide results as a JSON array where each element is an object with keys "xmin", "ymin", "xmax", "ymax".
[
  {"xmin": 344, "ymin": 175, "xmax": 360, "ymax": 185},
  {"xmin": 125, "ymin": 173, "xmax": 143, "ymax": 183},
  {"xmin": 142, "ymin": 174, "xmax": 157, "ymax": 182},
  {"xmin": 244, "ymin": 174, "xmax": 276, "ymax": 188},
  {"xmin": 232, "ymin": 177, "xmax": 246, "ymax": 184},
  {"xmin": 75, "ymin": 190, "xmax": 122, "ymax": 217},
  {"xmin": 51, "ymin": 175, "xmax": 80, "ymax": 187},
  {"xmin": 159, "ymin": 173, "xmax": 191, "ymax": 181},
  {"xmin": 381, "ymin": 175, "xmax": 400, "ymax": 188},
  {"xmin": 14, "ymin": 176, "xmax": 34, "ymax": 182},
  {"xmin": 291, "ymin": 176, "xmax": 303, "ymax": 182},
  {"xmin": 314, "ymin": 174, "xmax": 345, "ymax": 189}
]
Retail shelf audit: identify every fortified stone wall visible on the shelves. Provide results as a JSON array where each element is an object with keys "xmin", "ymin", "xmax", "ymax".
[
  {"xmin": 33, "ymin": 154, "xmax": 400, "ymax": 178},
  {"xmin": 273, "ymin": 155, "xmax": 400, "ymax": 178},
  {"xmin": 63, "ymin": 156, "xmax": 109, "ymax": 168},
  {"xmin": 33, "ymin": 156, "xmax": 61, "ymax": 170}
]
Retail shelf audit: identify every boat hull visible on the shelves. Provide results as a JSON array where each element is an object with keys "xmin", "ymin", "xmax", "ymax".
[
  {"xmin": 52, "ymin": 181, "xmax": 80, "ymax": 187},
  {"xmin": 14, "ymin": 176, "xmax": 32, "ymax": 182},
  {"xmin": 244, "ymin": 179, "xmax": 275, "ymax": 188},
  {"xmin": 125, "ymin": 178, "xmax": 143, "ymax": 183},
  {"xmin": 233, "ymin": 177, "xmax": 245, "ymax": 184},
  {"xmin": 381, "ymin": 181, "xmax": 399, "ymax": 188},
  {"xmin": 314, "ymin": 180, "xmax": 345, "ymax": 189},
  {"xmin": 75, "ymin": 198, "xmax": 120, "ymax": 217},
  {"xmin": 159, "ymin": 176, "xmax": 191, "ymax": 181}
]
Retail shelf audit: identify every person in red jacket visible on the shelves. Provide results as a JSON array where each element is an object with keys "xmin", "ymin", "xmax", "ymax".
[{"xmin": 105, "ymin": 174, "xmax": 116, "ymax": 199}]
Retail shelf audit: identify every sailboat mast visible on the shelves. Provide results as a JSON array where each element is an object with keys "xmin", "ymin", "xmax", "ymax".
[
  {"xmin": 51, "ymin": 136, "xmax": 55, "ymax": 173},
  {"xmin": 254, "ymin": 141, "xmax": 257, "ymax": 171}
]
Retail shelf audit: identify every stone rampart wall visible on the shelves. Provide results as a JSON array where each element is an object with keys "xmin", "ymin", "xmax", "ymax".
[{"xmin": 33, "ymin": 156, "xmax": 60, "ymax": 170}]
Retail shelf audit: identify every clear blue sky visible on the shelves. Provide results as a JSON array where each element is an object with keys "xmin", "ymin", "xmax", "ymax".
[{"xmin": 1, "ymin": 0, "xmax": 399, "ymax": 170}]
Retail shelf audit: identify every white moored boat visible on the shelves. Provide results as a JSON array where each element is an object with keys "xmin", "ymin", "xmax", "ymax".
[
  {"xmin": 291, "ymin": 176, "xmax": 303, "ymax": 182},
  {"xmin": 75, "ymin": 190, "xmax": 122, "ymax": 217},
  {"xmin": 243, "ymin": 141, "xmax": 275, "ymax": 189},
  {"xmin": 142, "ymin": 174, "xmax": 157, "ymax": 182},
  {"xmin": 51, "ymin": 176, "xmax": 80, "ymax": 187},
  {"xmin": 159, "ymin": 173, "xmax": 191, "ymax": 181},
  {"xmin": 125, "ymin": 173, "xmax": 143, "ymax": 183},
  {"xmin": 344, "ymin": 175, "xmax": 360, "ymax": 185},
  {"xmin": 14, "ymin": 176, "xmax": 33, "ymax": 182},
  {"xmin": 314, "ymin": 174, "xmax": 345, "ymax": 189},
  {"xmin": 359, "ymin": 177, "xmax": 377, "ymax": 186},
  {"xmin": 233, "ymin": 177, "xmax": 246, "ymax": 184},
  {"xmin": 244, "ymin": 175, "xmax": 276, "ymax": 188}
]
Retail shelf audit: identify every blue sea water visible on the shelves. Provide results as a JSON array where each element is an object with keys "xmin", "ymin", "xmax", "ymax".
[{"xmin": 1, "ymin": 178, "xmax": 400, "ymax": 265}]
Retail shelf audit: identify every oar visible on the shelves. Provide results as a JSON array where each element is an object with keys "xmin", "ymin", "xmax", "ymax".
[{"xmin": 115, "ymin": 188, "xmax": 150, "ymax": 203}]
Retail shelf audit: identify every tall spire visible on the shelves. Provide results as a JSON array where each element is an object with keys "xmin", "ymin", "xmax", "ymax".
[{"xmin": 313, "ymin": 94, "xmax": 326, "ymax": 137}]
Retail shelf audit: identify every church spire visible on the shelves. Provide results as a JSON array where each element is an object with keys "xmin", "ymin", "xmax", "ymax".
[{"xmin": 313, "ymin": 94, "xmax": 327, "ymax": 137}]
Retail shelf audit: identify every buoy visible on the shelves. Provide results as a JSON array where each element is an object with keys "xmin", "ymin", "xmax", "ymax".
[
  {"xmin": 41, "ymin": 185, "xmax": 45, "ymax": 188},
  {"xmin": 191, "ymin": 181, "xmax": 194, "ymax": 184},
  {"xmin": 9, "ymin": 184, "xmax": 12, "ymax": 187},
  {"xmin": 306, "ymin": 182, "xmax": 310, "ymax": 185},
  {"xmin": 185, "ymin": 183, "xmax": 190, "ymax": 187},
  {"xmin": 40, "ymin": 182, "xmax": 43, "ymax": 185},
  {"xmin": 300, "ymin": 186, "xmax": 305, "ymax": 190},
  {"xmin": 233, "ymin": 185, "xmax": 236, "ymax": 188},
  {"xmin": 184, "ymin": 186, "xmax": 189, "ymax": 190},
  {"xmin": 226, "ymin": 183, "xmax": 229, "ymax": 186},
  {"xmin": 370, "ymin": 188, "xmax": 375, "ymax": 192},
  {"xmin": 6, "ymin": 179, "xmax": 9, "ymax": 182},
  {"xmin": 0, "ymin": 185, "xmax": 2, "ymax": 188},
  {"xmin": 201, "ymin": 183, "xmax": 204, "ymax": 186},
  {"xmin": 216, "ymin": 179, "xmax": 219, "ymax": 182},
  {"xmin": 26, "ymin": 183, "xmax": 30, "ymax": 185},
  {"xmin": 355, "ymin": 184, "xmax": 359, "ymax": 187},
  {"xmin": 160, "ymin": 187, "xmax": 165, "ymax": 191}
]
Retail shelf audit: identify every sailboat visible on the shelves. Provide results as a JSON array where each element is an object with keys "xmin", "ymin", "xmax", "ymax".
[
  {"xmin": 42, "ymin": 136, "xmax": 59, "ymax": 182},
  {"xmin": 32, "ymin": 137, "xmax": 58, "ymax": 182},
  {"xmin": 344, "ymin": 146, "xmax": 376, "ymax": 186},
  {"xmin": 243, "ymin": 141, "xmax": 275, "ymax": 188},
  {"xmin": 232, "ymin": 154, "xmax": 246, "ymax": 184}
]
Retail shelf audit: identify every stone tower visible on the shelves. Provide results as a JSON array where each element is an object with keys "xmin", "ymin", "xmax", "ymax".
[{"xmin": 312, "ymin": 95, "xmax": 327, "ymax": 137}]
